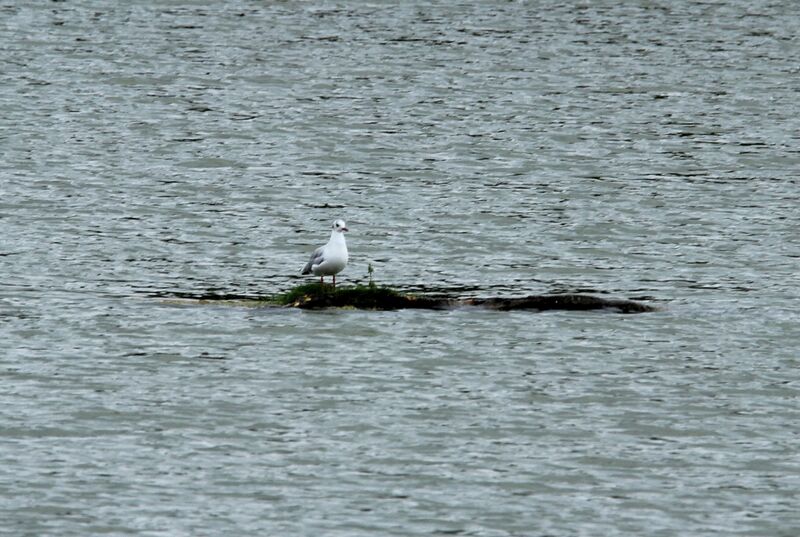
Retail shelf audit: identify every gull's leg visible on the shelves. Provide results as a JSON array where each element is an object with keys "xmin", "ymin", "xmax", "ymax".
[
  {"xmin": 333, "ymin": 274, "xmax": 336, "ymax": 289},
  {"xmin": 320, "ymin": 276, "xmax": 324, "ymax": 285}
]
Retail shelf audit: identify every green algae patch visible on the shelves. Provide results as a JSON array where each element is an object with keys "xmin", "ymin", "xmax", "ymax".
[
  {"xmin": 270, "ymin": 282, "xmax": 339, "ymax": 306},
  {"xmin": 153, "ymin": 284, "xmax": 658, "ymax": 313},
  {"xmin": 272, "ymin": 283, "xmax": 448, "ymax": 310},
  {"xmin": 270, "ymin": 284, "xmax": 657, "ymax": 312}
]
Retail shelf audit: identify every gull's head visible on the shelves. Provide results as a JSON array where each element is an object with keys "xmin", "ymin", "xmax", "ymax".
[{"xmin": 332, "ymin": 219, "xmax": 348, "ymax": 233}]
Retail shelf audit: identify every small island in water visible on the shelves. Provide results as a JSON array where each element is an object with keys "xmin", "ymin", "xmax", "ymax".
[{"xmin": 160, "ymin": 283, "xmax": 658, "ymax": 313}]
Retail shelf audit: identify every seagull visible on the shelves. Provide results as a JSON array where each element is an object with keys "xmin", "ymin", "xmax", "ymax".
[{"xmin": 301, "ymin": 219, "xmax": 349, "ymax": 287}]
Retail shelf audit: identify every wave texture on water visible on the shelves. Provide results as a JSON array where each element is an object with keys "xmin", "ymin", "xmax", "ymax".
[{"xmin": 2, "ymin": 1, "xmax": 799, "ymax": 535}]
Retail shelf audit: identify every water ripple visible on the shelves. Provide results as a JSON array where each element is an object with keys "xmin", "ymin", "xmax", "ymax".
[{"xmin": 2, "ymin": 1, "xmax": 799, "ymax": 535}]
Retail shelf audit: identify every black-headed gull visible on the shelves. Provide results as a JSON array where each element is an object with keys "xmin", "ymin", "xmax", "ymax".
[{"xmin": 301, "ymin": 219, "xmax": 349, "ymax": 287}]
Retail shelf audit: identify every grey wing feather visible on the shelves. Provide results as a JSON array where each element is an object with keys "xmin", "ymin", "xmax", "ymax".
[{"xmin": 301, "ymin": 246, "xmax": 325, "ymax": 274}]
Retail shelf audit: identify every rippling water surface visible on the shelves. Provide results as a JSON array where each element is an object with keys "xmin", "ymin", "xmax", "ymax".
[{"xmin": 2, "ymin": 1, "xmax": 799, "ymax": 535}]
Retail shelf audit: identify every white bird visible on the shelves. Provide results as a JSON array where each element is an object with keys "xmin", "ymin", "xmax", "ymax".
[{"xmin": 301, "ymin": 219, "xmax": 349, "ymax": 287}]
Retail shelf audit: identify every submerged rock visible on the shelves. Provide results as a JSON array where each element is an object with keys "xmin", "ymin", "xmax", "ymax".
[
  {"xmin": 461, "ymin": 294, "xmax": 656, "ymax": 313},
  {"xmin": 275, "ymin": 284, "xmax": 657, "ymax": 313},
  {"xmin": 153, "ymin": 283, "xmax": 658, "ymax": 313}
]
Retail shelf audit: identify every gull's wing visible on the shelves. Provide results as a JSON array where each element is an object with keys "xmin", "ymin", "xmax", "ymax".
[{"xmin": 301, "ymin": 245, "xmax": 325, "ymax": 274}]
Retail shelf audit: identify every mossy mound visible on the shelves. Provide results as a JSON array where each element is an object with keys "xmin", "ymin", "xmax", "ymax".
[
  {"xmin": 272, "ymin": 283, "xmax": 449, "ymax": 310},
  {"xmin": 154, "ymin": 284, "xmax": 658, "ymax": 313},
  {"xmin": 266, "ymin": 283, "xmax": 657, "ymax": 313}
]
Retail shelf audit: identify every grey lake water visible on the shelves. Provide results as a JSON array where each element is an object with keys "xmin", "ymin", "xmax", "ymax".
[{"xmin": 2, "ymin": 1, "xmax": 799, "ymax": 535}]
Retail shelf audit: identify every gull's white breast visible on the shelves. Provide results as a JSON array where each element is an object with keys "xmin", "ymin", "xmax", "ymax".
[{"xmin": 312, "ymin": 234, "xmax": 348, "ymax": 276}]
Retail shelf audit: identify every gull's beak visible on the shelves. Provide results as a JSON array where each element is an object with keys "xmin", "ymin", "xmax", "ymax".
[{"xmin": 341, "ymin": 226, "xmax": 349, "ymax": 232}]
